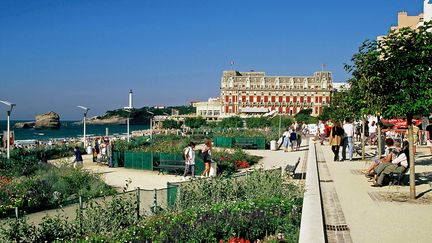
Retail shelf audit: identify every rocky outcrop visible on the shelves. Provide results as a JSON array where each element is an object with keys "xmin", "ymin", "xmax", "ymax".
[
  {"xmin": 35, "ymin": 112, "xmax": 61, "ymax": 129},
  {"xmin": 14, "ymin": 122, "xmax": 35, "ymax": 129},
  {"xmin": 85, "ymin": 116, "xmax": 127, "ymax": 125}
]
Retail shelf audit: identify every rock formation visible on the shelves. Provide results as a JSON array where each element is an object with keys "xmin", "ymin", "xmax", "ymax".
[
  {"xmin": 86, "ymin": 115, "xmax": 127, "ymax": 125},
  {"xmin": 14, "ymin": 121, "xmax": 35, "ymax": 129},
  {"xmin": 35, "ymin": 112, "xmax": 61, "ymax": 129}
]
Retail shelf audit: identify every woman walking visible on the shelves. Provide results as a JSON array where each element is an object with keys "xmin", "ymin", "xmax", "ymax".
[
  {"xmin": 329, "ymin": 121, "xmax": 344, "ymax": 161},
  {"xmin": 201, "ymin": 140, "xmax": 212, "ymax": 177}
]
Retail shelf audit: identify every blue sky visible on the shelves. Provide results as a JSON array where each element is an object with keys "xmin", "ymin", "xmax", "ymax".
[{"xmin": 0, "ymin": 0, "xmax": 424, "ymax": 120}]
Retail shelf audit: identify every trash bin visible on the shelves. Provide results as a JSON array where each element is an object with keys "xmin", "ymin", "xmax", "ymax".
[
  {"xmin": 270, "ymin": 140, "xmax": 277, "ymax": 151},
  {"xmin": 209, "ymin": 162, "xmax": 217, "ymax": 177}
]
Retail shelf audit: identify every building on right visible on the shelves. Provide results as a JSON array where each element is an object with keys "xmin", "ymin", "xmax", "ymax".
[{"xmin": 381, "ymin": 0, "xmax": 431, "ymax": 37}]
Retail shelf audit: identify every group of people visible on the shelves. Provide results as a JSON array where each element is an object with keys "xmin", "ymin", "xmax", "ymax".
[
  {"xmin": 90, "ymin": 137, "xmax": 114, "ymax": 167},
  {"xmin": 281, "ymin": 121, "xmax": 308, "ymax": 152},
  {"xmin": 73, "ymin": 137, "xmax": 115, "ymax": 168},
  {"xmin": 182, "ymin": 140, "xmax": 214, "ymax": 180},
  {"xmin": 328, "ymin": 118, "xmax": 355, "ymax": 161}
]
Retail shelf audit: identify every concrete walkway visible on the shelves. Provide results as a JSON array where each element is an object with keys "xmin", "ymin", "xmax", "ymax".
[{"xmin": 316, "ymin": 142, "xmax": 432, "ymax": 243}]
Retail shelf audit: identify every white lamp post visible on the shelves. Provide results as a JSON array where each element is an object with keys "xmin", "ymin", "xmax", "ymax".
[
  {"xmin": 146, "ymin": 111, "xmax": 154, "ymax": 139},
  {"xmin": 77, "ymin": 106, "xmax": 90, "ymax": 147},
  {"xmin": 124, "ymin": 89, "xmax": 134, "ymax": 142},
  {"xmin": 0, "ymin": 100, "xmax": 16, "ymax": 160}
]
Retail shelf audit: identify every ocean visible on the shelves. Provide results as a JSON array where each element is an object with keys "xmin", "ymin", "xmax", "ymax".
[{"xmin": 0, "ymin": 120, "xmax": 149, "ymax": 141}]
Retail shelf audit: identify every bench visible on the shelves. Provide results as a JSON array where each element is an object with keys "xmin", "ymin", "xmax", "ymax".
[
  {"xmin": 233, "ymin": 138, "xmax": 258, "ymax": 149},
  {"xmin": 285, "ymin": 157, "xmax": 301, "ymax": 178},
  {"xmin": 155, "ymin": 160, "xmax": 185, "ymax": 175}
]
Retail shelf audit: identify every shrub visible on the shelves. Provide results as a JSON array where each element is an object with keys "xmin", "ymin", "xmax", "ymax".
[
  {"xmin": 101, "ymin": 196, "xmax": 302, "ymax": 242},
  {"xmin": 175, "ymin": 169, "xmax": 300, "ymax": 211}
]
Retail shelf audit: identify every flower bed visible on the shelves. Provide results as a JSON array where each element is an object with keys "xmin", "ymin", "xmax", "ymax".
[{"xmin": 0, "ymin": 164, "xmax": 115, "ymax": 217}]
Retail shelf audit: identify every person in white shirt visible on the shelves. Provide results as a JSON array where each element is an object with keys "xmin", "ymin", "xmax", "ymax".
[
  {"xmin": 369, "ymin": 121, "xmax": 377, "ymax": 145},
  {"xmin": 342, "ymin": 118, "xmax": 355, "ymax": 161},
  {"xmin": 183, "ymin": 142, "xmax": 196, "ymax": 179},
  {"xmin": 319, "ymin": 121, "xmax": 326, "ymax": 145}
]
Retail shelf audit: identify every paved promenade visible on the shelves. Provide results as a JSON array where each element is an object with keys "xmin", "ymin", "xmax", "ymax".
[{"xmin": 316, "ymin": 142, "xmax": 432, "ymax": 243}]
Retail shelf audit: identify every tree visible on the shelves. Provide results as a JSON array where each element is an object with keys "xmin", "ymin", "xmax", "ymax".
[
  {"xmin": 294, "ymin": 109, "xmax": 318, "ymax": 124},
  {"xmin": 184, "ymin": 117, "xmax": 207, "ymax": 129},
  {"xmin": 218, "ymin": 116, "xmax": 244, "ymax": 128},
  {"xmin": 346, "ymin": 22, "xmax": 432, "ymax": 199},
  {"xmin": 162, "ymin": 119, "xmax": 181, "ymax": 129},
  {"xmin": 246, "ymin": 117, "xmax": 271, "ymax": 128},
  {"xmin": 270, "ymin": 116, "xmax": 294, "ymax": 130}
]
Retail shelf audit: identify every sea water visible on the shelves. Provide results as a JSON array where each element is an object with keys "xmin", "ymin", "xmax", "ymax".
[{"xmin": 0, "ymin": 120, "xmax": 149, "ymax": 141}]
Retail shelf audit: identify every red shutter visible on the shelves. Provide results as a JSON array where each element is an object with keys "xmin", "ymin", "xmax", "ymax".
[
  {"xmin": 300, "ymin": 97, "xmax": 304, "ymax": 103},
  {"xmin": 257, "ymin": 96, "xmax": 261, "ymax": 102},
  {"xmin": 225, "ymin": 96, "xmax": 229, "ymax": 102},
  {"xmin": 225, "ymin": 106, "xmax": 229, "ymax": 113},
  {"xmin": 293, "ymin": 97, "xmax": 297, "ymax": 102},
  {"xmin": 315, "ymin": 97, "xmax": 318, "ymax": 103},
  {"xmin": 326, "ymin": 96, "xmax": 330, "ymax": 103},
  {"xmin": 307, "ymin": 96, "xmax": 311, "ymax": 103},
  {"xmin": 242, "ymin": 96, "xmax": 246, "ymax": 102},
  {"xmin": 293, "ymin": 107, "xmax": 297, "ymax": 114},
  {"xmin": 271, "ymin": 96, "xmax": 275, "ymax": 102},
  {"xmin": 264, "ymin": 96, "xmax": 268, "ymax": 102},
  {"xmin": 319, "ymin": 96, "xmax": 322, "ymax": 103}
]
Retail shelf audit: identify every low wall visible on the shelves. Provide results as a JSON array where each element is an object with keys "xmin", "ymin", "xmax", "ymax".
[{"xmin": 298, "ymin": 140, "xmax": 325, "ymax": 243}]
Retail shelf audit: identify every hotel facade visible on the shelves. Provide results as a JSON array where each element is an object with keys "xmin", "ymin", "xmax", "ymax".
[{"xmin": 220, "ymin": 70, "xmax": 333, "ymax": 117}]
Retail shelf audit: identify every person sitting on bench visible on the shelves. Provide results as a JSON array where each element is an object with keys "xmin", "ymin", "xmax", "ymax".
[
  {"xmin": 371, "ymin": 141, "xmax": 409, "ymax": 187},
  {"xmin": 362, "ymin": 138, "xmax": 395, "ymax": 176}
]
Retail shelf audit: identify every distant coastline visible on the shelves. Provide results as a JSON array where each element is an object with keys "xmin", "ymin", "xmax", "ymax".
[{"xmin": 0, "ymin": 120, "xmax": 149, "ymax": 141}]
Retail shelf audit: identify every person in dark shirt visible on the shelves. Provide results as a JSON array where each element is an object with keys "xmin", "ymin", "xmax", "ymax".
[{"xmin": 74, "ymin": 146, "xmax": 83, "ymax": 168}]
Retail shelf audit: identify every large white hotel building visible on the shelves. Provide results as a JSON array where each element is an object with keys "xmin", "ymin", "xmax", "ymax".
[{"xmin": 219, "ymin": 70, "xmax": 334, "ymax": 116}]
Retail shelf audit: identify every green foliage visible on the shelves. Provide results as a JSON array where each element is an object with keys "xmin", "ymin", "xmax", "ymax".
[
  {"xmin": 102, "ymin": 105, "xmax": 195, "ymax": 123},
  {"xmin": 162, "ymin": 119, "xmax": 181, "ymax": 129},
  {"xmin": 0, "ymin": 195, "xmax": 137, "ymax": 242},
  {"xmin": 184, "ymin": 116, "xmax": 207, "ymax": 129},
  {"xmin": 211, "ymin": 149, "xmax": 261, "ymax": 176},
  {"xmin": 270, "ymin": 116, "xmax": 294, "ymax": 130},
  {"xmin": 215, "ymin": 129, "xmax": 278, "ymax": 143},
  {"xmin": 0, "ymin": 165, "xmax": 115, "ymax": 216},
  {"xmin": 175, "ymin": 169, "xmax": 300, "ymax": 211},
  {"xmin": 294, "ymin": 109, "xmax": 318, "ymax": 124},
  {"xmin": 218, "ymin": 116, "xmax": 244, "ymax": 128},
  {"xmin": 246, "ymin": 117, "xmax": 272, "ymax": 128},
  {"xmin": 105, "ymin": 196, "xmax": 302, "ymax": 242}
]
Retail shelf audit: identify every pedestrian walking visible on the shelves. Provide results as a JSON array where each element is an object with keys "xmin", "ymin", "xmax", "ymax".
[
  {"xmin": 342, "ymin": 118, "xmax": 354, "ymax": 161},
  {"xmin": 183, "ymin": 142, "xmax": 196, "ymax": 180}
]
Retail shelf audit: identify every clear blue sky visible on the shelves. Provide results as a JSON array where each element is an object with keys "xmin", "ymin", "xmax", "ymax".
[{"xmin": 0, "ymin": 0, "xmax": 423, "ymax": 120}]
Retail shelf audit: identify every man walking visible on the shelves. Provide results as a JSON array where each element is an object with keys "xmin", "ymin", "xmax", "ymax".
[
  {"xmin": 183, "ymin": 142, "xmax": 196, "ymax": 180},
  {"xmin": 342, "ymin": 118, "xmax": 354, "ymax": 161}
]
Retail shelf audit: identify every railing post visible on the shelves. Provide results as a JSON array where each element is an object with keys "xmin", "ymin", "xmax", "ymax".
[
  {"xmin": 136, "ymin": 187, "xmax": 141, "ymax": 220},
  {"xmin": 79, "ymin": 196, "xmax": 83, "ymax": 234},
  {"xmin": 153, "ymin": 188, "xmax": 158, "ymax": 214}
]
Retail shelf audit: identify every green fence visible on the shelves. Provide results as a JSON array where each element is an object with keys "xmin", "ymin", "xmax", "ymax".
[
  {"xmin": 124, "ymin": 151, "xmax": 154, "ymax": 170},
  {"xmin": 214, "ymin": 136, "xmax": 266, "ymax": 149}
]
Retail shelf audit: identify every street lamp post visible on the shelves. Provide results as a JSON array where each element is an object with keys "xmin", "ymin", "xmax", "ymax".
[
  {"xmin": 124, "ymin": 90, "xmax": 134, "ymax": 142},
  {"xmin": 146, "ymin": 111, "xmax": 154, "ymax": 139},
  {"xmin": 0, "ymin": 100, "xmax": 16, "ymax": 160},
  {"xmin": 77, "ymin": 106, "xmax": 90, "ymax": 147}
]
